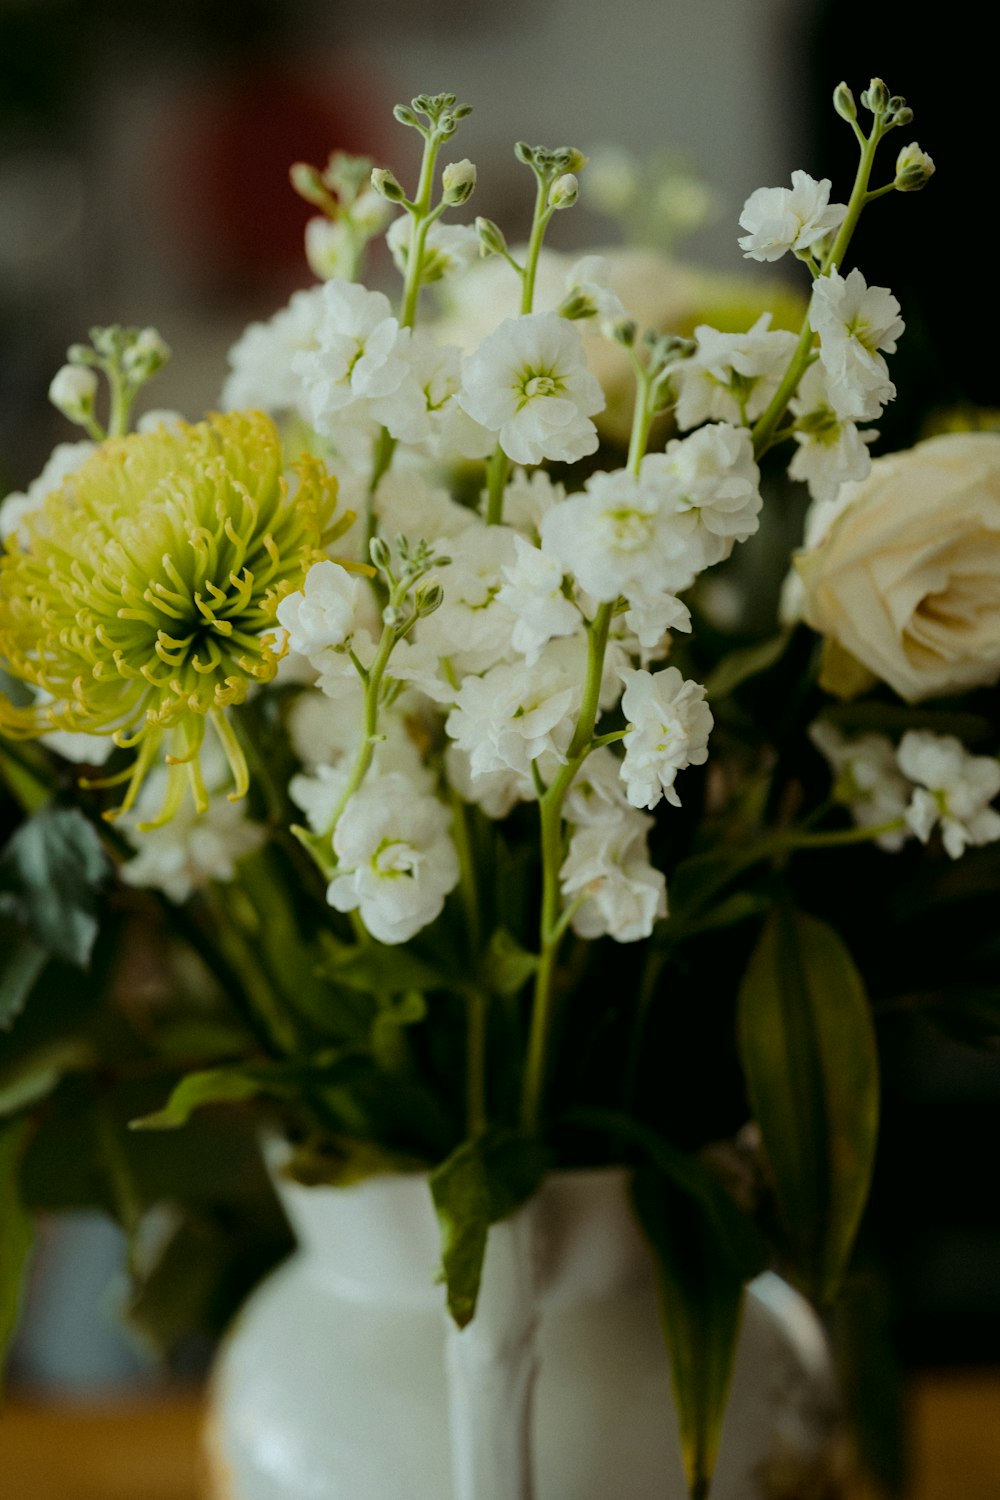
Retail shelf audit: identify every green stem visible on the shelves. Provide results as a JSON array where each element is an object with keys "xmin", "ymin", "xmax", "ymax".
[
  {"xmin": 399, "ymin": 132, "xmax": 445, "ymax": 329},
  {"xmin": 106, "ymin": 365, "xmax": 131, "ymax": 438},
  {"xmin": 365, "ymin": 427, "xmax": 397, "ymax": 552},
  {"xmin": 484, "ymin": 443, "xmax": 511, "ymax": 526},
  {"xmin": 466, "ymin": 985, "xmax": 489, "ymax": 1137},
  {"xmin": 750, "ymin": 112, "xmax": 887, "ymax": 457},
  {"xmin": 520, "ymin": 175, "xmax": 551, "ymax": 315},
  {"xmin": 320, "ymin": 620, "xmax": 399, "ymax": 842}
]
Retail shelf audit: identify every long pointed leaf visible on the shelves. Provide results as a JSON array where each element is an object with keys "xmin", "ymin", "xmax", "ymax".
[{"xmin": 737, "ymin": 905, "xmax": 879, "ymax": 1304}]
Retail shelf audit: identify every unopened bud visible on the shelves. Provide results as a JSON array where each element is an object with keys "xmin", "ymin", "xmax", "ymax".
[
  {"xmin": 49, "ymin": 364, "xmax": 98, "ymax": 424},
  {"xmin": 123, "ymin": 326, "xmax": 170, "ymax": 378},
  {"xmin": 371, "ymin": 167, "xmax": 406, "ymax": 203},
  {"xmin": 442, "ymin": 158, "xmax": 477, "ymax": 206},
  {"xmin": 476, "ymin": 216, "xmax": 508, "ymax": 258},
  {"xmin": 861, "ymin": 77, "xmax": 890, "ymax": 114},
  {"xmin": 833, "ymin": 82, "xmax": 856, "ymax": 122},
  {"xmin": 894, "ymin": 142, "xmax": 935, "ymax": 192},
  {"xmin": 891, "ymin": 106, "xmax": 913, "ymax": 128},
  {"xmin": 290, "ymin": 162, "xmax": 331, "ymax": 209},
  {"xmin": 514, "ymin": 141, "xmax": 534, "ymax": 166},
  {"xmin": 554, "ymin": 147, "xmax": 588, "ymax": 175},
  {"xmin": 416, "ymin": 583, "xmax": 444, "ymax": 616},
  {"xmin": 382, "ymin": 604, "xmax": 406, "ymax": 629},
  {"xmin": 549, "ymin": 173, "xmax": 579, "ymax": 210},
  {"xmin": 393, "ymin": 103, "xmax": 419, "ymax": 129},
  {"xmin": 609, "ymin": 318, "xmax": 637, "ymax": 348},
  {"xmin": 369, "ymin": 536, "xmax": 392, "ymax": 572}
]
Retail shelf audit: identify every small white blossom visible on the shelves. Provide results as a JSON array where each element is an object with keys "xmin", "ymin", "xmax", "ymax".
[
  {"xmin": 540, "ymin": 465, "xmax": 688, "ymax": 605},
  {"xmin": 293, "ymin": 279, "xmax": 411, "ymax": 435},
  {"xmin": 898, "ymin": 731, "xmax": 1000, "ymax": 860},
  {"xmin": 563, "ymin": 255, "xmax": 627, "ymax": 324},
  {"xmin": 276, "ymin": 560, "xmax": 368, "ymax": 659},
  {"xmin": 416, "ymin": 522, "xmax": 520, "ymax": 679},
  {"xmin": 48, "ymin": 364, "xmax": 98, "ymax": 423},
  {"xmin": 373, "ymin": 334, "xmax": 493, "ymax": 459},
  {"xmin": 326, "ymin": 773, "xmax": 459, "ymax": 944},
  {"xmin": 458, "ymin": 312, "xmax": 604, "ymax": 466},
  {"xmin": 561, "ymin": 812, "xmax": 666, "ymax": 942},
  {"xmin": 496, "ymin": 468, "xmax": 566, "ymax": 534},
  {"xmin": 121, "ymin": 749, "xmax": 266, "ymax": 904},
  {"xmin": 444, "ymin": 745, "xmax": 534, "ymax": 819},
  {"xmin": 674, "ymin": 314, "xmax": 799, "ymax": 430},
  {"xmin": 563, "ymin": 747, "xmax": 634, "ymax": 826},
  {"xmin": 809, "ymin": 721, "xmax": 911, "ymax": 851},
  {"xmin": 1, "ymin": 439, "xmax": 94, "ymax": 548},
  {"xmin": 787, "ymin": 363, "xmax": 876, "ymax": 503},
  {"xmin": 647, "ymin": 422, "xmax": 762, "ymax": 568},
  {"xmin": 810, "ymin": 268, "xmax": 904, "ymax": 422},
  {"xmin": 496, "ymin": 534, "xmax": 581, "ymax": 664},
  {"xmin": 738, "ymin": 172, "xmax": 847, "ymax": 263},
  {"xmin": 386, "ymin": 216, "xmax": 480, "ymax": 282},
  {"xmin": 222, "ymin": 286, "xmax": 326, "ymax": 414},
  {"xmin": 445, "ymin": 653, "xmax": 580, "ymax": 780},
  {"xmin": 620, "ymin": 666, "xmax": 713, "ymax": 810}
]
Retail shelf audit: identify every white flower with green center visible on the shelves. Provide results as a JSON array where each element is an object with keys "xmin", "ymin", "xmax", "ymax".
[
  {"xmin": 809, "ymin": 721, "xmax": 910, "ymax": 851},
  {"xmin": 810, "ymin": 268, "xmax": 904, "ymax": 421},
  {"xmin": 458, "ymin": 311, "xmax": 604, "ymax": 465},
  {"xmin": 386, "ymin": 216, "xmax": 480, "ymax": 283},
  {"xmin": 222, "ymin": 286, "xmax": 326, "ymax": 415},
  {"xmin": 788, "ymin": 363, "xmax": 876, "ymax": 503},
  {"xmin": 674, "ymin": 314, "xmax": 798, "ymax": 430},
  {"xmin": 325, "ymin": 772, "xmax": 459, "ymax": 944},
  {"xmin": 738, "ymin": 171, "xmax": 847, "ymax": 263},
  {"xmin": 0, "ymin": 411, "xmax": 344, "ymax": 825},
  {"xmin": 445, "ymin": 653, "xmax": 579, "ymax": 780},
  {"xmin": 898, "ymin": 730, "xmax": 1000, "ymax": 860},
  {"xmin": 620, "ymin": 665, "xmax": 713, "ymax": 810},
  {"xmin": 293, "ymin": 279, "xmax": 412, "ymax": 435}
]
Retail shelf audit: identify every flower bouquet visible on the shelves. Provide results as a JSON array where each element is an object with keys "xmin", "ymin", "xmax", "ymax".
[{"xmin": 1, "ymin": 74, "xmax": 996, "ymax": 1499}]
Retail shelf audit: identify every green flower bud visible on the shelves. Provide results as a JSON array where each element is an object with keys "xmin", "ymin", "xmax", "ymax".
[
  {"xmin": 475, "ymin": 216, "xmax": 508, "ymax": 258},
  {"xmin": 289, "ymin": 162, "xmax": 332, "ymax": 210},
  {"xmin": 393, "ymin": 103, "xmax": 419, "ymax": 128},
  {"xmin": 890, "ymin": 105, "xmax": 914, "ymax": 128},
  {"xmin": 442, "ymin": 158, "xmax": 477, "ymax": 206},
  {"xmin": 833, "ymin": 82, "xmax": 856, "ymax": 122},
  {"xmin": 554, "ymin": 147, "xmax": 588, "ymax": 174},
  {"xmin": 609, "ymin": 318, "xmax": 637, "ymax": 348},
  {"xmin": 416, "ymin": 582, "xmax": 444, "ymax": 617},
  {"xmin": 371, "ymin": 167, "xmax": 406, "ymax": 203},
  {"xmin": 894, "ymin": 142, "xmax": 935, "ymax": 191},
  {"xmin": 861, "ymin": 78, "xmax": 890, "ymax": 114},
  {"xmin": 514, "ymin": 141, "xmax": 535, "ymax": 166},
  {"xmin": 549, "ymin": 173, "xmax": 579, "ymax": 210},
  {"xmin": 369, "ymin": 536, "xmax": 392, "ymax": 573}
]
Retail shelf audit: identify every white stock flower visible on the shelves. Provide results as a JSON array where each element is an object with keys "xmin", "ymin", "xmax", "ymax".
[
  {"xmin": 647, "ymin": 422, "xmax": 762, "ymax": 567},
  {"xmin": 326, "ymin": 773, "xmax": 459, "ymax": 944},
  {"xmin": 898, "ymin": 731, "xmax": 1000, "ymax": 860},
  {"xmin": 374, "ymin": 334, "xmax": 493, "ymax": 459},
  {"xmin": 563, "ymin": 255, "xmax": 627, "ymax": 324},
  {"xmin": 540, "ymin": 465, "xmax": 687, "ymax": 605},
  {"xmin": 121, "ymin": 748, "xmax": 266, "ymax": 904},
  {"xmin": 276, "ymin": 560, "xmax": 368, "ymax": 659},
  {"xmin": 496, "ymin": 468, "xmax": 566, "ymax": 535},
  {"xmin": 222, "ymin": 286, "xmax": 326, "ymax": 414},
  {"xmin": 620, "ymin": 665, "xmax": 713, "ymax": 809},
  {"xmin": 561, "ymin": 812, "xmax": 666, "ymax": 942},
  {"xmin": 1, "ymin": 439, "xmax": 95, "ymax": 548},
  {"xmin": 787, "ymin": 363, "xmax": 876, "ymax": 504},
  {"xmin": 387, "ymin": 216, "xmax": 480, "ymax": 283},
  {"xmin": 444, "ymin": 744, "xmax": 534, "ymax": 819},
  {"xmin": 416, "ymin": 522, "xmax": 520, "ymax": 678},
  {"xmin": 496, "ymin": 534, "xmax": 581, "ymax": 663},
  {"xmin": 809, "ymin": 721, "xmax": 911, "ymax": 851},
  {"xmin": 445, "ymin": 652, "xmax": 580, "ymax": 780},
  {"xmin": 674, "ymin": 314, "xmax": 799, "ymax": 430},
  {"xmin": 810, "ymin": 268, "xmax": 903, "ymax": 422},
  {"xmin": 293, "ymin": 280, "xmax": 411, "ymax": 435},
  {"xmin": 738, "ymin": 172, "xmax": 846, "ymax": 263},
  {"xmin": 563, "ymin": 746, "xmax": 633, "ymax": 825},
  {"xmin": 458, "ymin": 311, "xmax": 604, "ymax": 465}
]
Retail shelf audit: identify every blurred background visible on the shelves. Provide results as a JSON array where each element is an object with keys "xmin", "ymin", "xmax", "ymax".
[{"xmin": 0, "ymin": 0, "xmax": 996, "ymax": 1494}]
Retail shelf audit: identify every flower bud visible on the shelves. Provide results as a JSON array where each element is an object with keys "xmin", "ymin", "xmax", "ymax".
[
  {"xmin": 475, "ymin": 216, "xmax": 508, "ymax": 258},
  {"xmin": 442, "ymin": 158, "xmax": 477, "ymax": 206},
  {"xmin": 554, "ymin": 147, "xmax": 588, "ymax": 175},
  {"xmin": 289, "ymin": 162, "xmax": 331, "ymax": 209},
  {"xmin": 369, "ymin": 536, "xmax": 392, "ymax": 573},
  {"xmin": 48, "ymin": 364, "xmax": 98, "ymax": 424},
  {"xmin": 371, "ymin": 167, "xmax": 406, "ymax": 203},
  {"xmin": 608, "ymin": 318, "xmax": 637, "ymax": 348},
  {"xmin": 890, "ymin": 106, "xmax": 914, "ymax": 128},
  {"xmin": 894, "ymin": 142, "xmax": 935, "ymax": 192},
  {"xmin": 514, "ymin": 141, "xmax": 535, "ymax": 166},
  {"xmin": 861, "ymin": 77, "xmax": 890, "ymax": 114},
  {"xmin": 549, "ymin": 173, "xmax": 579, "ymax": 210},
  {"xmin": 123, "ymin": 327, "xmax": 170, "ymax": 379},
  {"xmin": 416, "ymin": 582, "xmax": 444, "ymax": 616},
  {"xmin": 833, "ymin": 82, "xmax": 856, "ymax": 122},
  {"xmin": 393, "ymin": 103, "xmax": 419, "ymax": 129}
]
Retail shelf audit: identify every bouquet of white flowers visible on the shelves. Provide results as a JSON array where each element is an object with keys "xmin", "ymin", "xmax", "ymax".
[{"xmin": 1, "ymin": 75, "xmax": 996, "ymax": 1499}]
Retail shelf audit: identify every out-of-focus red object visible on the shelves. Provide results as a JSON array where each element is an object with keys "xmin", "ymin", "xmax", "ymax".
[{"xmin": 154, "ymin": 61, "xmax": 392, "ymax": 297}]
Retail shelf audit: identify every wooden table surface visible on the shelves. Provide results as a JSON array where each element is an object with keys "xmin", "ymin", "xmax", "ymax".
[{"xmin": 2, "ymin": 1372, "xmax": 999, "ymax": 1499}]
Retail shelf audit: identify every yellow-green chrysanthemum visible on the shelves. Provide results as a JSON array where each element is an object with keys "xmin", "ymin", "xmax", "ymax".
[{"xmin": 0, "ymin": 410, "xmax": 347, "ymax": 824}]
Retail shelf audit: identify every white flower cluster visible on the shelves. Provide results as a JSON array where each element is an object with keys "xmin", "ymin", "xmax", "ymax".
[{"xmin": 811, "ymin": 724, "xmax": 1000, "ymax": 860}]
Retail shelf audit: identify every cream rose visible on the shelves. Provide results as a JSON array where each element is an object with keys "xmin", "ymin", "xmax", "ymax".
[{"xmin": 796, "ymin": 432, "xmax": 1000, "ymax": 702}]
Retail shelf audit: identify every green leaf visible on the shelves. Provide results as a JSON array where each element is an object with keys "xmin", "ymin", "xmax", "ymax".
[
  {"xmin": 318, "ymin": 931, "xmax": 447, "ymax": 996},
  {"xmin": 0, "ymin": 807, "xmax": 110, "ymax": 967},
  {"xmin": 0, "ymin": 1039, "xmax": 94, "ymax": 1118},
  {"xmin": 430, "ymin": 1128, "xmax": 549, "ymax": 1328},
  {"xmin": 704, "ymin": 630, "xmax": 790, "ymax": 700},
  {"xmin": 483, "ymin": 928, "xmax": 538, "ymax": 996},
  {"xmin": 737, "ymin": 905, "xmax": 879, "ymax": 1304},
  {"xmin": 0, "ymin": 920, "xmax": 48, "ymax": 1029},
  {"xmin": 0, "ymin": 1118, "xmax": 34, "ymax": 1369},
  {"xmin": 632, "ymin": 1168, "xmax": 745, "ymax": 1500}
]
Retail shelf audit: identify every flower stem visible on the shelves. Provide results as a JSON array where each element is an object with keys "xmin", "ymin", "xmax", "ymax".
[
  {"xmin": 750, "ymin": 110, "xmax": 889, "ymax": 457},
  {"xmin": 484, "ymin": 444, "xmax": 511, "ymax": 526}
]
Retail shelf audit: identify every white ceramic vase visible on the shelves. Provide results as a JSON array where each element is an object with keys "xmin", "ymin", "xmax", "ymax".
[{"xmin": 205, "ymin": 1168, "xmax": 842, "ymax": 1500}]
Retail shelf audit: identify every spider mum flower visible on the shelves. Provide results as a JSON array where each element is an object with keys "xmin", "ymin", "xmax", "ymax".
[{"xmin": 0, "ymin": 410, "xmax": 346, "ymax": 825}]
